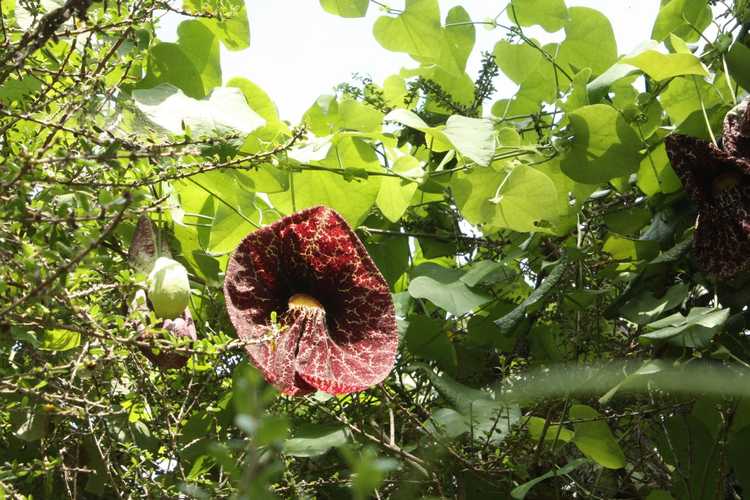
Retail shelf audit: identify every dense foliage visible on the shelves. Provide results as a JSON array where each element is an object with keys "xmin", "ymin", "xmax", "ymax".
[{"xmin": 2, "ymin": 0, "xmax": 750, "ymax": 498}]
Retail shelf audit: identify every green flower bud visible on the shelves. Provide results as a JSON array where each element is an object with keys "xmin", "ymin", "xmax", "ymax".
[{"xmin": 147, "ymin": 257, "xmax": 190, "ymax": 319}]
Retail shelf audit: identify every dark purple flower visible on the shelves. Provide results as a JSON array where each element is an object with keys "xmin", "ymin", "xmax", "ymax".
[
  {"xmin": 224, "ymin": 206, "xmax": 399, "ymax": 396},
  {"xmin": 665, "ymin": 98, "xmax": 750, "ymax": 278},
  {"xmin": 137, "ymin": 305, "xmax": 198, "ymax": 370}
]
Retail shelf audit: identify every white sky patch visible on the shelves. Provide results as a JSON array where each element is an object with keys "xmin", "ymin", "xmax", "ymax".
[{"xmin": 158, "ymin": 1, "xmax": 660, "ymax": 123}]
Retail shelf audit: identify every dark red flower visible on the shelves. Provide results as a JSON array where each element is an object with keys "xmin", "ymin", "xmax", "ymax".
[
  {"xmin": 665, "ymin": 98, "xmax": 750, "ymax": 278},
  {"xmin": 224, "ymin": 206, "xmax": 399, "ymax": 396},
  {"xmin": 137, "ymin": 306, "xmax": 198, "ymax": 370}
]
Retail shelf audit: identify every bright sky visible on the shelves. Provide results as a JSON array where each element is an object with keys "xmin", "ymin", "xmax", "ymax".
[{"xmin": 167, "ymin": 1, "xmax": 661, "ymax": 123}]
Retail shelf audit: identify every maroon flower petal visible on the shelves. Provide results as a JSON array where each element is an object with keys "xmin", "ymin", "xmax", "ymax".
[
  {"xmin": 224, "ymin": 206, "xmax": 399, "ymax": 396},
  {"xmin": 665, "ymin": 120, "xmax": 750, "ymax": 278},
  {"xmin": 722, "ymin": 98, "xmax": 750, "ymax": 159},
  {"xmin": 664, "ymin": 134, "xmax": 750, "ymax": 207},
  {"xmin": 139, "ymin": 307, "xmax": 198, "ymax": 370}
]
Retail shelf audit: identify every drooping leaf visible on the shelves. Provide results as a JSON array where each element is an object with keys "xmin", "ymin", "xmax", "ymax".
[
  {"xmin": 569, "ymin": 404, "xmax": 626, "ymax": 469},
  {"xmin": 641, "ymin": 307, "xmax": 730, "ymax": 348},
  {"xmin": 525, "ymin": 416, "xmax": 575, "ymax": 444},
  {"xmin": 620, "ymin": 50, "xmax": 708, "ymax": 81},
  {"xmin": 442, "ymin": 115, "xmax": 495, "ymax": 166},
  {"xmin": 494, "ymin": 256, "xmax": 568, "ymax": 334}
]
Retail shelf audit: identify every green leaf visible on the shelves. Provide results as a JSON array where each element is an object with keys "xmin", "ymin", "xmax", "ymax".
[
  {"xmin": 726, "ymin": 42, "xmax": 750, "ymax": 92},
  {"xmin": 319, "ymin": 0, "xmax": 368, "ymax": 17},
  {"xmin": 618, "ymin": 282, "xmax": 689, "ymax": 325},
  {"xmin": 493, "ymin": 39, "xmax": 545, "ymax": 85},
  {"xmin": 534, "ymin": 159, "xmax": 597, "ymax": 234},
  {"xmin": 587, "ymin": 62, "xmax": 640, "ymax": 103},
  {"xmin": 207, "ymin": 205, "xmax": 256, "ymax": 255},
  {"xmin": 620, "ymin": 50, "xmax": 708, "ymax": 81},
  {"xmin": 384, "ymin": 108, "xmax": 453, "ymax": 150},
  {"xmin": 728, "ymin": 426, "xmax": 750, "ymax": 496},
  {"xmin": 226, "ymin": 77, "xmax": 284, "ymax": 128},
  {"xmin": 373, "ymin": 0, "xmax": 463, "ymax": 75},
  {"xmin": 659, "ymin": 76, "xmax": 729, "ymax": 130},
  {"xmin": 283, "ymin": 424, "xmax": 349, "ymax": 457},
  {"xmin": 570, "ymin": 404, "xmax": 626, "ymax": 469},
  {"xmin": 646, "ymin": 490, "xmax": 676, "ymax": 500},
  {"xmin": 183, "ymin": 0, "xmax": 250, "ymax": 51},
  {"xmin": 493, "ymin": 40, "xmax": 558, "ymax": 109},
  {"xmin": 424, "ymin": 408, "xmax": 472, "ymax": 438},
  {"xmin": 561, "ymin": 104, "xmax": 643, "ymax": 184},
  {"xmin": 11, "ymin": 408, "xmax": 49, "ymax": 442},
  {"xmin": 602, "ymin": 236, "xmax": 659, "ymax": 262},
  {"xmin": 304, "ymin": 95, "xmax": 340, "ymax": 136},
  {"xmin": 383, "ymin": 74, "xmax": 408, "ymax": 108},
  {"xmin": 405, "ymin": 315, "xmax": 457, "ymax": 374},
  {"xmin": 415, "ymin": 364, "xmax": 520, "ymax": 444},
  {"xmin": 176, "ymin": 20, "xmax": 222, "ymax": 95},
  {"xmin": 339, "ymin": 98, "xmax": 384, "ymax": 133},
  {"xmin": 444, "ymin": 6, "xmax": 475, "ymax": 73},
  {"xmin": 365, "ymin": 235, "xmax": 410, "ymax": 287},
  {"xmin": 0, "ymin": 75, "xmax": 42, "ymax": 104},
  {"xmin": 494, "ymin": 257, "xmax": 567, "ymax": 334},
  {"xmin": 408, "ymin": 263, "xmax": 492, "ymax": 315},
  {"xmin": 376, "ymin": 155, "xmax": 422, "ymax": 222},
  {"xmin": 651, "ymin": 0, "xmax": 712, "ymax": 42},
  {"xmin": 511, "ymin": 458, "xmax": 587, "ymax": 499},
  {"xmin": 657, "ymin": 415, "xmax": 721, "ymax": 500},
  {"xmin": 637, "ymin": 144, "xmax": 683, "ymax": 196},
  {"xmin": 39, "ymin": 328, "xmax": 81, "ymax": 351},
  {"xmin": 373, "ymin": 0, "xmax": 443, "ymax": 61},
  {"xmin": 557, "ymin": 7, "xmax": 617, "ymax": 75},
  {"xmin": 132, "ymin": 84, "xmax": 266, "ymax": 136},
  {"xmin": 460, "ymin": 260, "xmax": 516, "ymax": 288},
  {"xmin": 525, "ymin": 416, "xmax": 575, "ymax": 443},
  {"xmin": 442, "ymin": 115, "xmax": 495, "ymax": 166},
  {"xmin": 269, "ymin": 137, "xmax": 382, "ymax": 227},
  {"xmin": 509, "ymin": 0, "xmax": 569, "ymax": 32},
  {"xmin": 452, "ymin": 163, "xmax": 560, "ymax": 233},
  {"xmin": 137, "ymin": 43, "xmax": 205, "ymax": 99},
  {"xmin": 641, "ymin": 307, "xmax": 729, "ymax": 348}
]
